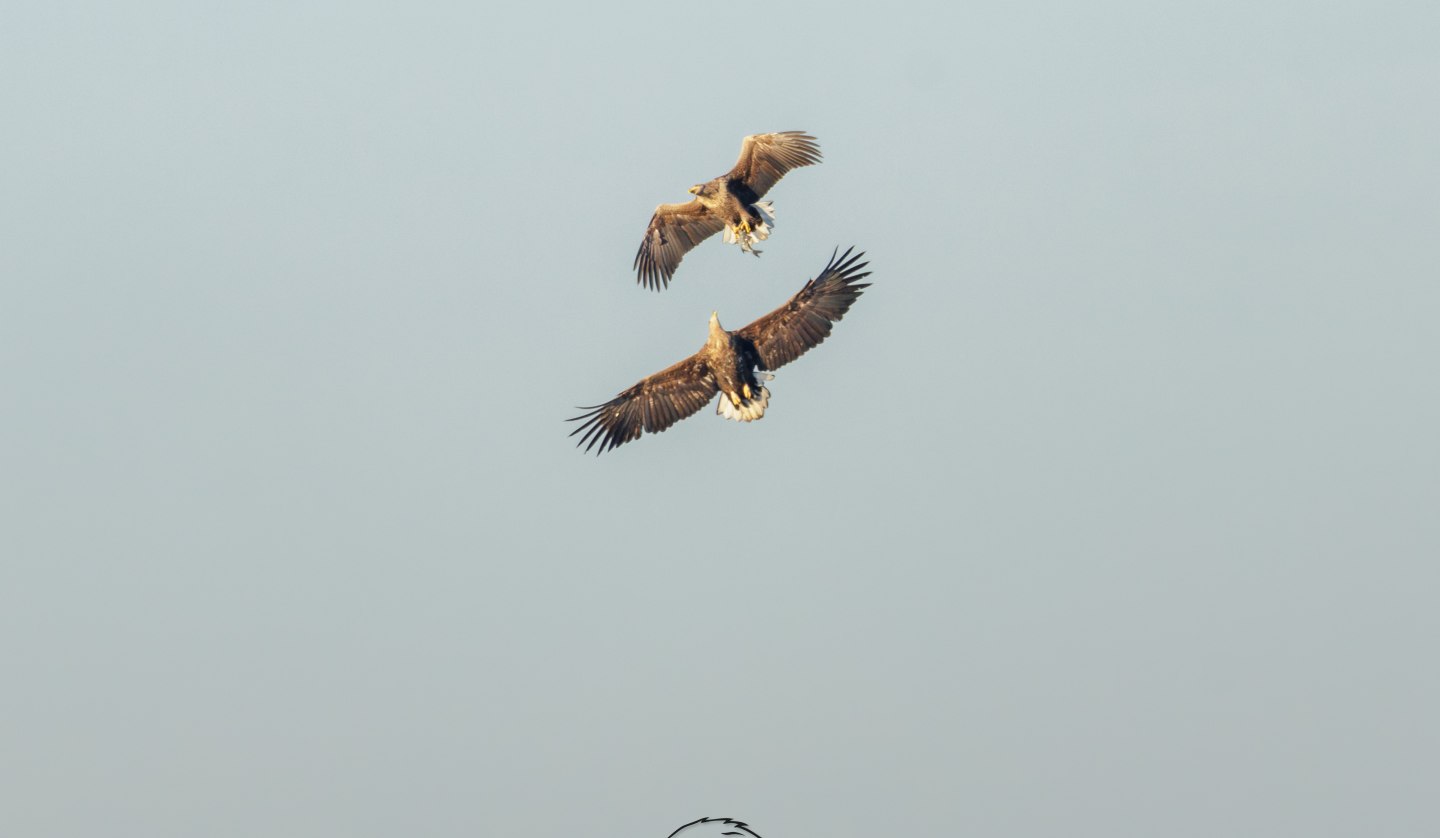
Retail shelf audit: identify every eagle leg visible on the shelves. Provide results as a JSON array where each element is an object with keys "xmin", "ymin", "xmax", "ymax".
[
  {"xmin": 728, "ymin": 223, "xmax": 764, "ymax": 256},
  {"xmin": 742, "ymin": 383, "xmax": 752, "ymax": 400}
]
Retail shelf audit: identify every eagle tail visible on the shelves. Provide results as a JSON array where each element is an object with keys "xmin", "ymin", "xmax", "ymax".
[
  {"xmin": 725, "ymin": 224, "xmax": 770, "ymax": 253},
  {"xmin": 716, "ymin": 385, "xmax": 771, "ymax": 423},
  {"xmin": 752, "ymin": 201, "xmax": 773, "ymax": 241}
]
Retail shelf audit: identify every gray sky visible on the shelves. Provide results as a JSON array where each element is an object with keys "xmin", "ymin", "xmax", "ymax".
[{"xmin": 3, "ymin": 2, "xmax": 1438, "ymax": 836}]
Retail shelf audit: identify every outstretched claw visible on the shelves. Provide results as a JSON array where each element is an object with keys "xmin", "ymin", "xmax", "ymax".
[{"xmin": 742, "ymin": 383, "xmax": 752, "ymax": 400}]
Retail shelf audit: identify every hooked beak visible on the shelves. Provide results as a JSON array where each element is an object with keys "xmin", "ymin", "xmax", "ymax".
[{"xmin": 688, "ymin": 185, "xmax": 701, "ymax": 195}]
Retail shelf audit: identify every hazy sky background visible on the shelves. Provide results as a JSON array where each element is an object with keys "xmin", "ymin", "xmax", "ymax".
[{"xmin": 3, "ymin": 2, "xmax": 1437, "ymax": 836}]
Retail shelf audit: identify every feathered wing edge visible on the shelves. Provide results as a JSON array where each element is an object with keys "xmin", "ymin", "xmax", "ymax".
[
  {"xmin": 735, "ymin": 246, "xmax": 872, "ymax": 371},
  {"xmin": 568, "ymin": 354, "xmax": 718, "ymax": 454},
  {"xmin": 727, "ymin": 131, "xmax": 823, "ymax": 198},
  {"xmin": 667, "ymin": 818, "xmax": 765, "ymax": 838},
  {"xmin": 634, "ymin": 201, "xmax": 727, "ymax": 291}
]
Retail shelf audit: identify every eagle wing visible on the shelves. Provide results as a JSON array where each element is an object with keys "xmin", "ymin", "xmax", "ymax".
[
  {"xmin": 569, "ymin": 354, "xmax": 719, "ymax": 454},
  {"xmin": 735, "ymin": 247, "xmax": 871, "ymax": 371},
  {"xmin": 634, "ymin": 201, "xmax": 727, "ymax": 291},
  {"xmin": 725, "ymin": 131, "xmax": 823, "ymax": 199}
]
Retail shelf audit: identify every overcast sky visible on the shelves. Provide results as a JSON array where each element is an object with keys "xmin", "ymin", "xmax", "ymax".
[{"xmin": 3, "ymin": 2, "xmax": 1438, "ymax": 836}]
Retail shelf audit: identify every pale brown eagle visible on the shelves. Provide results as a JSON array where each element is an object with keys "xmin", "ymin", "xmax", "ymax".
[
  {"xmin": 634, "ymin": 131, "xmax": 822, "ymax": 291},
  {"xmin": 571, "ymin": 248, "xmax": 870, "ymax": 454}
]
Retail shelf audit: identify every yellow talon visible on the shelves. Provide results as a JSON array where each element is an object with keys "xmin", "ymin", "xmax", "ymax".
[
  {"xmin": 729, "ymin": 392, "xmax": 742, "ymax": 407},
  {"xmin": 742, "ymin": 383, "xmax": 752, "ymax": 399}
]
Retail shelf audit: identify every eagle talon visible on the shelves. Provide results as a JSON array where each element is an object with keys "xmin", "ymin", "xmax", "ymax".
[{"xmin": 742, "ymin": 383, "xmax": 752, "ymax": 400}]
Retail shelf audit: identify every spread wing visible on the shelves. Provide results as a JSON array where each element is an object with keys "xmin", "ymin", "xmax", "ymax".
[
  {"xmin": 735, "ymin": 247, "xmax": 871, "ymax": 371},
  {"xmin": 569, "ymin": 354, "xmax": 718, "ymax": 454},
  {"xmin": 725, "ymin": 131, "xmax": 822, "ymax": 199},
  {"xmin": 634, "ymin": 201, "xmax": 727, "ymax": 291}
]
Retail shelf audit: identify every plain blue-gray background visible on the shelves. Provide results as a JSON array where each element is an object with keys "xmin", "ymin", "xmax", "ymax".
[{"xmin": 3, "ymin": 2, "xmax": 1437, "ymax": 836}]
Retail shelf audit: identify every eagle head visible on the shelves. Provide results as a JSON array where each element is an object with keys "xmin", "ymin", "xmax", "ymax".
[{"xmin": 688, "ymin": 184, "xmax": 705, "ymax": 196}]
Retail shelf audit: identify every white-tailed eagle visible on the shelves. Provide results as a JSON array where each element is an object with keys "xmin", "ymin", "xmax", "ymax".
[
  {"xmin": 571, "ymin": 248, "xmax": 870, "ymax": 454},
  {"xmin": 634, "ymin": 132, "xmax": 822, "ymax": 291}
]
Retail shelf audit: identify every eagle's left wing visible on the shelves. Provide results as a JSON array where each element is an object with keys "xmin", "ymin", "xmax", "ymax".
[
  {"xmin": 725, "ymin": 131, "xmax": 822, "ymax": 199},
  {"xmin": 734, "ymin": 247, "xmax": 871, "ymax": 371}
]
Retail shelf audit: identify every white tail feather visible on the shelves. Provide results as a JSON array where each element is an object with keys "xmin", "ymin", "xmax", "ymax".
[
  {"xmin": 716, "ymin": 386, "xmax": 771, "ymax": 422},
  {"xmin": 723, "ymin": 202, "xmax": 776, "ymax": 253}
]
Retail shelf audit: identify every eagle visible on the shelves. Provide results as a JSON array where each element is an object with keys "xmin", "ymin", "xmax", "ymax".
[
  {"xmin": 634, "ymin": 131, "xmax": 822, "ymax": 291},
  {"xmin": 571, "ymin": 248, "xmax": 870, "ymax": 454},
  {"xmin": 665, "ymin": 819, "xmax": 766, "ymax": 838}
]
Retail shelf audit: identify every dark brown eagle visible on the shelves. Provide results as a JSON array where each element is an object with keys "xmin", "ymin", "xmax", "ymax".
[
  {"xmin": 665, "ymin": 819, "xmax": 766, "ymax": 838},
  {"xmin": 634, "ymin": 131, "xmax": 822, "ymax": 291},
  {"xmin": 571, "ymin": 248, "xmax": 871, "ymax": 454}
]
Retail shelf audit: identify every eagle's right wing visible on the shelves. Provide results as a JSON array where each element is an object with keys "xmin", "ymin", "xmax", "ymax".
[
  {"xmin": 569, "ymin": 354, "xmax": 719, "ymax": 454},
  {"xmin": 634, "ymin": 201, "xmax": 727, "ymax": 291}
]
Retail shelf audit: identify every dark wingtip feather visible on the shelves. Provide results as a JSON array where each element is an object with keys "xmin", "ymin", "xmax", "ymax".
[{"xmin": 634, "ymin": 240, "xmax": 677, "ymax": 292}]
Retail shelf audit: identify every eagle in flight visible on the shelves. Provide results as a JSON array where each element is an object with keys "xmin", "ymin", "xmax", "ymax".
[
  {"xmin": 571, "ymin": 248, "xmax": 870, "ymax": 454},
  {"xmin": 634, "ymin": 131, "xmax": 822, "ymax": 291},
  {"xmin": 665, "ymin": 819, "xmax": 766, "ymax": 838}
]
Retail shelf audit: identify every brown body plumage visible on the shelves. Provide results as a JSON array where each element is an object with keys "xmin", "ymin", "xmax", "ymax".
[
  {"xmin": 634, "ymin": 131, "xmax": 822, "ymax": 291},
  {"xmin": 571, "ymin": 248, "xmax": 871, "ymax": 454}
]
